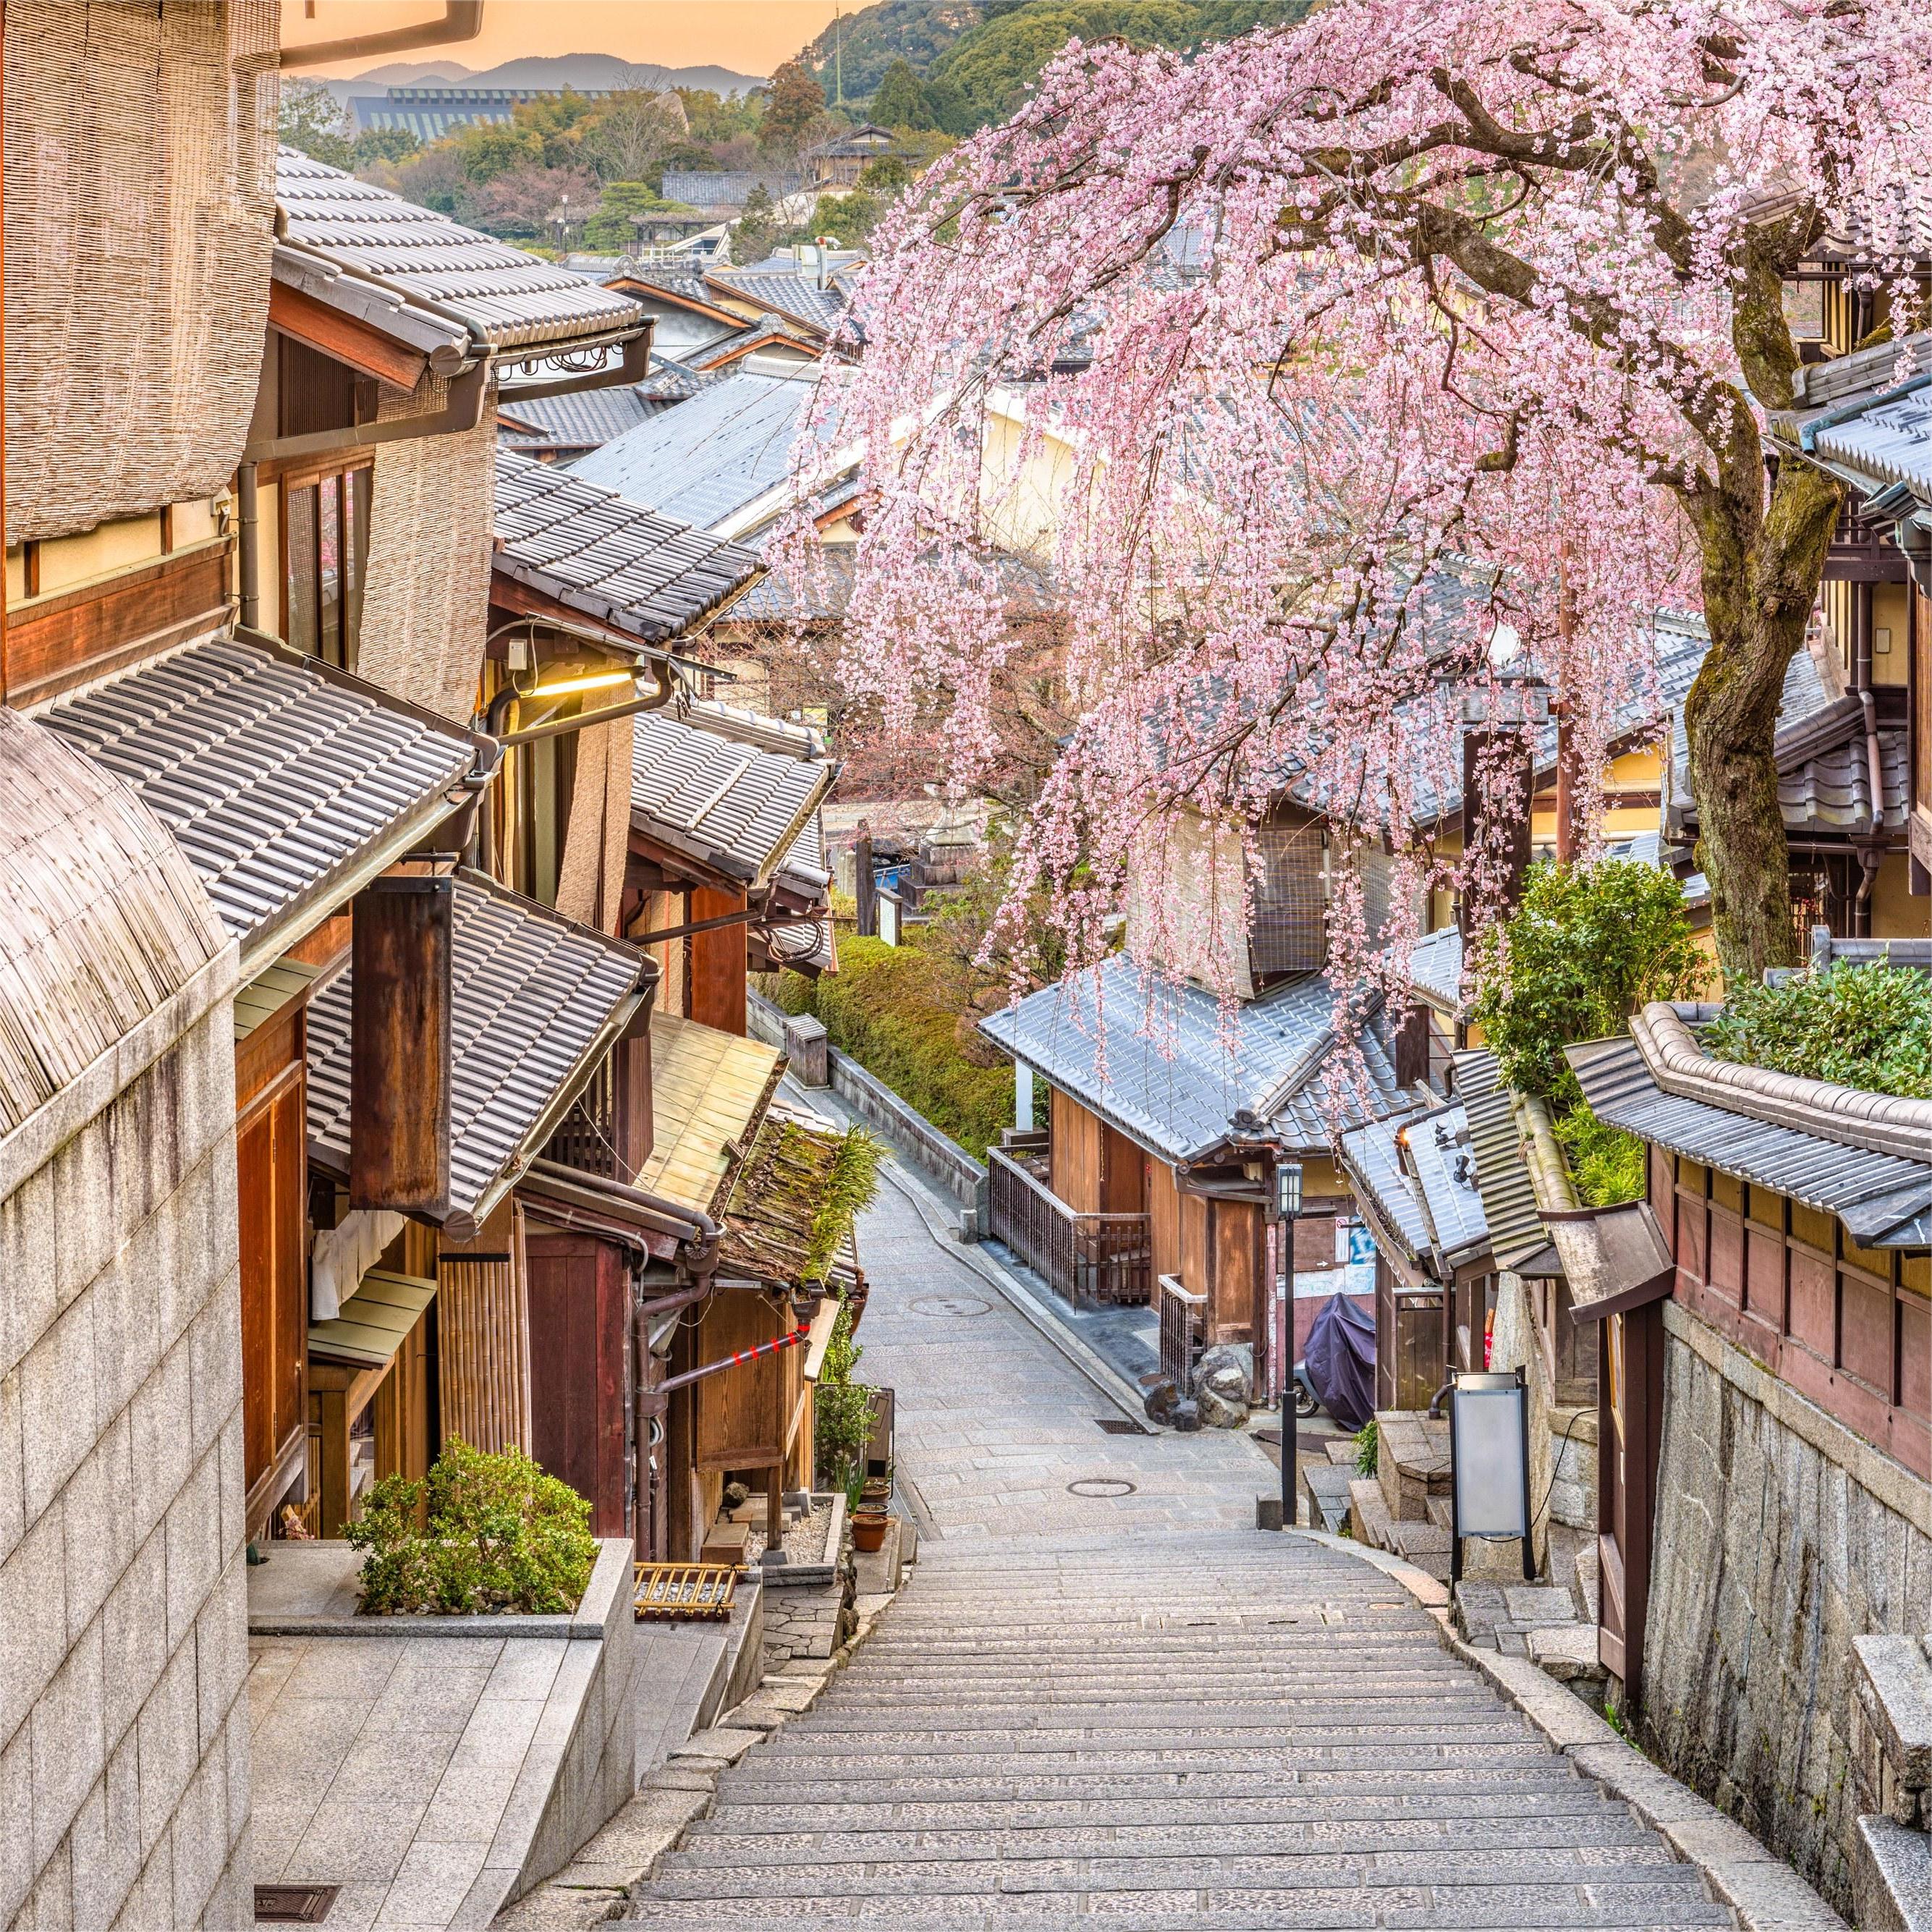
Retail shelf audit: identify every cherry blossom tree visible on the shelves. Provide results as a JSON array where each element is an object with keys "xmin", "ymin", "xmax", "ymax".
[{"xmin": 792, "ymin": 0, "xmax": 1932, "ymax": 993}]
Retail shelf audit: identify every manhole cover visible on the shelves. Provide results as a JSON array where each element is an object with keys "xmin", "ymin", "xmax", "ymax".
[
  {"xmin": 907, "ymin": 1294, "xmax": 992, "ymax": 1318},
  {"xmin": 1095, "ymin": 1417, "xmax": 1150, "ymax": 1436},
  {"xmin": 256, "ymin": 1886, "xmax": 339, "ymax": 1924},
  {"xmin": 1067, "ymin": 1478, "xmax": 1137, "ymax": 1497}
]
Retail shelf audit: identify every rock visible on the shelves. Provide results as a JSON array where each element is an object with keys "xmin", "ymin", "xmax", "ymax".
[
  {"xmin": 1143, "ymin": 1376, "xmax": 1180, "ymax": 1425},
  {"xmin": 1170, "ymin": 1399, "xmax": 1203, "ymax": 1433},
  {"xmin": 1194, "ymin": 1344, "xmax": 1253, "ymax": 1428}
]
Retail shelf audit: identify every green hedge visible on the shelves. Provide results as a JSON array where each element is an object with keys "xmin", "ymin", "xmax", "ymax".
[{"xmin": 769, "ymin": 936, "xmax": 1014, "ymax": 1158}]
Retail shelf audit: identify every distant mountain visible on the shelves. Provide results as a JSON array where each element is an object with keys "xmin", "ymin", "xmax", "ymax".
[
  {"xmin": 800, "ymin": 0, "xmax": 983, "ymax": 105},
  {"xmin": 321, "ymin": 52, "xmax": 762, "ymax": 109}
]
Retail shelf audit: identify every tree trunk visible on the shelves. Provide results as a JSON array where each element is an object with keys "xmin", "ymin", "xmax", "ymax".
[{"xmin": 1683, "ymin": 457, "xmax": 1842, "ymax": 987}]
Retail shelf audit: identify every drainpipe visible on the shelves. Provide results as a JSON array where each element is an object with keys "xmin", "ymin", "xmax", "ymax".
[
  {"xmin": 1849, "ymin": 585, "xmax": 1886, "ymax": 934},
  {"xmin": 235, "ymin": 462, "xmax": 261, "ymax": 631},
  {"xmin": 281, "ymin": 1, "xmax": 483, "ymax": 69}
]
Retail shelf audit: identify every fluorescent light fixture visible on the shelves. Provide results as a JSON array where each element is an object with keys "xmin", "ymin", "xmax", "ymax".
[{"xmin": 524, "ymin": 669, "xmax": 640, "ymax": 700}]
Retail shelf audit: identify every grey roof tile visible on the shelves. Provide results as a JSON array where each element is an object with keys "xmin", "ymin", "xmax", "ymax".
[
  {"xmin": 40, "ymin": 637, "xmax": 477, "ymax": 956},
  {"xmin": 980, "ymin": 954, "xmax": 1404, "ymax": 1163},
  {"xmin": 1407, "ymin": 926, "xmax": 1463, "ymax": 1012},
  {"xmin": 705, "ymin": 266, "xmax": 849, "ymax": 338},
  {"xmin": 1569, "ymin": 1034, "xmax": 1931, "ymax": 1247},
  {"xmin": 1339, "ymin": 1101, "xmax": 1490, "ymax": 1275},
  {"xmin": 493, "ymin": 451, "xmax": 762, "ymax": 645},
  {"xmin": 305, "ymin": 872, "xmax": 648, "ymax": 1226},
  {"xmin": 630, "ymin": 703, "xmax": 836, "ymax": 886},
  {"xmin": 276, "ymin": 148, "xmax": 645, "ymax": 353},
  {"xmin": 1336, "ymin": 1112, "xmax": 1433, "ymax": 1263},
  {"xmin": 660, "ymin": 171, "xmax": 804, "ymax": 212},
  {"xmin": 1453, "ymin": 1050, "xmax": 1557, "ymax": 1275},
  {"xmin": 569, "ymin": 370, "xmax": 826, "ymax": 531},
  {"xmin": 494, "ymin": 385, "xmax": 654, "ymax": 453}
]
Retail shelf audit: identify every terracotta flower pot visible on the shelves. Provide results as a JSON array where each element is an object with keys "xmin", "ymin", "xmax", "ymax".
[{"xmin": 850, "ymin": 1509, "xmax": 889, "ymax": 1553}]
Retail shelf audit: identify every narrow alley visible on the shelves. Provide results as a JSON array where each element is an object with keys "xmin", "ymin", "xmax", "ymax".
[{"xmin": 617, "ymin": 1154, "xmax": 1740, "ymax": 1931}]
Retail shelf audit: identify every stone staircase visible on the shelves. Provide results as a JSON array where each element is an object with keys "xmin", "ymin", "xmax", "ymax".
[{"xmin": 619, "ymin": 1528, "xmax": 1737, "ymax": 1930}]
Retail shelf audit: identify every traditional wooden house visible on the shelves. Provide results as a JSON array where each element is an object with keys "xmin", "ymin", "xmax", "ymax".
[
  {"xmin": 980, "ymin": 898, "xmax": 1410, "ymax": 1407},
  {"xmin": 1769, "ymin": 323, "xmax": 1932, "ymax": 917},
  {"xmin": 1562, "ymin": 954, "xmax": 1931, "ymax": 1919},
  {"xmin": 805, "ymin": 122, "xmax": 899, "ymax": 190}
]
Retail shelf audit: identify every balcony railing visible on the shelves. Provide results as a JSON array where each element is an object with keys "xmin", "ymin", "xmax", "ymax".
[
  {"xmin": 1156, "ymin": 1273, "xmax": 1207, "ymax": 1389},
  {"xmin": 987, "ymin": 1145, "xmax": 1151, "ymax": 1308},
  {"xmin": 543, "ymin": 1059, "xmax": 618, "ymax": 1179}
]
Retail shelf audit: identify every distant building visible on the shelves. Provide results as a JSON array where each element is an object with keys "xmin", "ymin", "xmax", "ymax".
[
  {"xmin": 805, "ymin": 122, "xmax": 899, "ymax": 189},
  {"xmin": 349, "ymin": 84, "xmax": 617, "ymax": 142},
  {"xmin": 659, "ymin": 169, "xmax": 810, "ymax": 220}
]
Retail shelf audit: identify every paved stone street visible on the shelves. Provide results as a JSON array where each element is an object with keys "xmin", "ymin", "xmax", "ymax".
[{"xmin": 622, "ymin": 1151, "xmax": 1737, "ymax": 1929}]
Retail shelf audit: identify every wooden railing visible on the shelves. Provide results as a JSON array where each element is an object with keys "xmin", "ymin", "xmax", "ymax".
[
  {"xmin": 543, "ymin": 1058, "xmax": 617, "ymax": 1179},
  {"xmin": 1156, "ymin": 1273, "xmax": 1207, "ymax": 1389},
  {"xmin": 987, "ymin": 1146, "xmax": 1151, "ymax": 1308}
]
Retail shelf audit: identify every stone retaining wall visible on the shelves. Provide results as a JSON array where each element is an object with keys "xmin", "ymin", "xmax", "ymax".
[
  {"xmin": 0, "ymin": 948, "xmax": 250, "ymax": 1931},
  {"xmin": 1642, "ymin": 1300, "xmax": 1932, "ymax": 1920}
]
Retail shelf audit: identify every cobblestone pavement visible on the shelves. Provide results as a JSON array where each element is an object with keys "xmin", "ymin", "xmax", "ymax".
[{"xmin": 621, "ymin": 1149, "xmax": 1736, "ymax": 1930}]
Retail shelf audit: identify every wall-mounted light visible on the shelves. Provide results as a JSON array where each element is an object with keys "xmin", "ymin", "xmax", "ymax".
[{"xmin": 524, "ymin": 668, "xmax": 640, "ymax": 700}]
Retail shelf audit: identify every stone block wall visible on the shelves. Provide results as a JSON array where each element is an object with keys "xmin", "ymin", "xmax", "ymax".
[
  {"xmin": 0, "ymin": 952, "xmax": 251, "ymax": 1930},
  {"xmin": 1642, "ymin": 1300, "xmax": 1932, "ymax": 1920}
]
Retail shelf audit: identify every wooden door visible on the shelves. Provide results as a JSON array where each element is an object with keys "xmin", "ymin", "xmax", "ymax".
[
  {"xmin": 237, "ymin": 1063, "xmax": 308, "ymax": 1533},
  {"xmin": 1598, "ymin": 1302, "xmax": 1663, "ymax": 1707},
  {"xmin": 525, "ymin": 1230, "xmax": 632, "ymax": 1538}
]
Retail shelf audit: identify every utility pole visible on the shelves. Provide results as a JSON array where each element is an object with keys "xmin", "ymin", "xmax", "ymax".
[{"xmin": 835, "ymin": 4, "xmax": 844, "ymax": 109}]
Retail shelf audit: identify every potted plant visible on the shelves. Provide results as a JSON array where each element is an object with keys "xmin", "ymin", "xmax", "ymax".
[{"xmin": 850, "ymin": 1504, "xmax": 890, "ymax": 1552}]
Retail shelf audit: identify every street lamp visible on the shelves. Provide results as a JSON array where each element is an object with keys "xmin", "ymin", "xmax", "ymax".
[{"xmin": 1271, "ymin": 1158, "xmax": 1303, "ymax": 1531}]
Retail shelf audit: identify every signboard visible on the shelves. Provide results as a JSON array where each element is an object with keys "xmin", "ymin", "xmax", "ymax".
[{"xmin": 1448, "ymin": 1368, "xmax": 1535, "ymax": 1583}]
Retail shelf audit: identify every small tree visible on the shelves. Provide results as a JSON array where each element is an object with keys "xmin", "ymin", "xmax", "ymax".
[
  {"xmin": 582, "ymin": 87, "xmax": 688, "ymax": 184},
  {"xmin": 870, "ymin": 58, "xmax": 933, "ymax": 131},
  {"xmin": 1469, "ymin": 859, "xmax": 1703, "ymax": 1108},
  {"xmin": 279, "ymin": 80, "xmax": 354, "ymax": 169},
  {"xmin": 761, "ymin": 59, "xmax": 828, "ymax": 158},
  {"xmin": 812, "ymin": 1305, "xmax": 875, "ymax": 1507}
]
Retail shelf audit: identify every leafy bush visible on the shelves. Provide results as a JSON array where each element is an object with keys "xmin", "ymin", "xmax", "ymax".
[
  {"xmin": 813, "ymin": 1305, "xmax": 876, "ymax": 1505},
  {"xmin": 1551, "ymin": 1102, "xmax": 1647, "ymax": 1206},
  {"xmin": 348, "ymin": 1439, "xmax": 596, "ymax": 1616},
  {"xmin": 769, "ymin": 935, "xmax": 1015, "ymax": 1157},
  {"xmin": 1705, "ymin": 961, "xmax": 1932, "ymax": 1098},
  {"xmin": 1353, "ymin": 1417, "xmax": 1379, "ymax": 1478},
  {"xmin": 1469, "ymin": 859, "xmax": 1702, "ymax": 1109}
]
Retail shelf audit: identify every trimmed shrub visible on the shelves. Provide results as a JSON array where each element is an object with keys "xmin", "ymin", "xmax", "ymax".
[
  {"xmin": 1551, "ymin": 1101, "xmax": 1647, "ymax": 1206},
  {"xmin": 770, "ymin": 935, "xmax": 1014, "ymax": 1157},
  {"xmin": 1706, "ymin": 959, "xmax": 1932, "ymax": 1098},
  {"xmin": 348, "ymin": 1438, "xmax": 597, "ymax": 1616}
]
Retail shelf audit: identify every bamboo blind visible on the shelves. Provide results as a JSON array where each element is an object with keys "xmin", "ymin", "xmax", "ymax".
[
  {"xmin": 355, "ymin": 402, "xmax": 496, "ymax": 722},
  {"xmin": 554, "ymin": 711, "xmax": 635, "ymax": 937},
  {"xmin": 3, "ymin": 0, "xmax": 277, "ymax": 544},
  {"xmin": 0, "ymin": 711, "xmax": 226, "ymax": 1132},
  {"xmin": 436, "ymin": 1211, "xmax": 533, "ymax": 1454}
]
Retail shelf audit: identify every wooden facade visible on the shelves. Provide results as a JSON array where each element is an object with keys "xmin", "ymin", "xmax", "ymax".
[
  {"xmin": 525, "ymin": 1228, "xmax": 636, "ymax": 1538},
  {"xmin": 1655, "ymin": 1147, "xmax": 1931, "ymax": 1478},
  {"xmin": 237, "ymin": 999, "xmax": 310, "ymax": 1539}
]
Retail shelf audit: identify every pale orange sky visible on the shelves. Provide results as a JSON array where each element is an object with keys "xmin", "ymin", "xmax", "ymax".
[{"xmin": 282, "ymin": 1, "xmax": 847, "ymax": 80}]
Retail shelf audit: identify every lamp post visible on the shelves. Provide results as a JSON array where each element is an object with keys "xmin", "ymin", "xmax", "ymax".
[{"xmin": 1273, "ymin": 1157, "xmax": 1303, "ymax": 1530}]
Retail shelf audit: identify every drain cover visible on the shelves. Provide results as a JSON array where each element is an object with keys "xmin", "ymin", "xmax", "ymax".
[
  {"xmin": 256, "ymin": 1886, "xmax": 338, "ymax": 1924},
  {"xmin": 1094, "ymin": 1417, "xmax": 1150, "ymax": 1435},
  {"xmin": 907, "ymin": 1293, "xmax": 992, "ymax": 1318},
  {"xmin": 1067, "ymin": 1477, "xmax": 1137, "ymax": 1497}
]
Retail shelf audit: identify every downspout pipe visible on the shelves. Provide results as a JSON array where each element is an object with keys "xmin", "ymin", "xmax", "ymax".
[
  {"xmin": 1850, "ymin": 584, "xmax": 1888, "ymax": 871},
  {"xmin": 281, "ymin": 1, "xmax": 483, "ymax": 69},
  {"xmin": 237, "ymin": 462, "xmax": 260, "ymax": 631},
  {"xmin": 525, "ymin": 1158, "xmax": 720, "ymax": 1250}
]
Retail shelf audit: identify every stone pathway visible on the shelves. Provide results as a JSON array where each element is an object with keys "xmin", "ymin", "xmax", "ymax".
[{"xmin": 619, "ymin": 1149, "xmax": 1737, "ymax": 1930}]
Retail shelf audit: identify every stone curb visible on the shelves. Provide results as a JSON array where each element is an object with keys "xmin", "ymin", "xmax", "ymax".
[
  {"xmin": 1294, "ymin": 1528, "xmax": 1847, "ymax": 1932},
  {"xmin": 491, "ymin": 1544, "xmax": 909, "ymax": 1928}
]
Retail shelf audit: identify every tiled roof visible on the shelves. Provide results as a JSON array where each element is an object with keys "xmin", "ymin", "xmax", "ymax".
[
  {"xmin": 1337, "ymin": 1100, "xmax": 1490, "ymax": 1278},
  {"xmin": 659, "ymin": 171, "xmax": 804, "ymax": 211},
  {"xmin": 305, "ymin": 871, "xmax": 649, "ymax": 1230},
  {"xmin": 569, "ymin": 370, "xmax": 824, "ymax": 532},
  {"xmin": 495, "ymin": 385, "xmax": 654, "ymax": 454},
  {"xmin": 275, "ymin": 148, "xmax": 646, "ymax": 353},
  {"xmin": 1776, "ymin": 329, "xmax": 1932, "ymax": 494},
  {"xmin": 636, "ymin": 354, "xmax": 730, "ymax": 404},
  {"xmin": 1406, "ymin": 926, "xmax": 1463, "ymax": 1012},
  {"xmin": 1569, "ymin": 1033, "xmax": 1931, "ymax": 1248},
  {"xmin": 493, "ymin": 452, "xmax": 763, "ymax": 647},
  {"xmin": 688, "ymin": 319, "xmax": 824, "ymax": 369},
  {"xmin": 1452, "ymin": 1050, "xmax": 1557, "ymax": 1276},
  {"xmin": 705, "ymin": 266, "xmax": 849, "ymax": 338},
  {"xmin": 629, "ymin": 702, "xmax": 836, "ymax": 886},
  {"xmin": 1336, "ymin": 1112, "xmax": 1433, "ymax": 1264},
  {"xmin": 637, "ymin": 1012, "xmax": 784, "ymax": 1216},
  {"xmin": 980, "ymin": 954, "xmax": 1405, "ymax": 1164},
  {"xmin": 39, "ymin": 636, "xmax": 479, "ymax": 967},
  {"xmin": 1664, "ymin": 644, "xmax": 1909, "ymax": 836}
]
